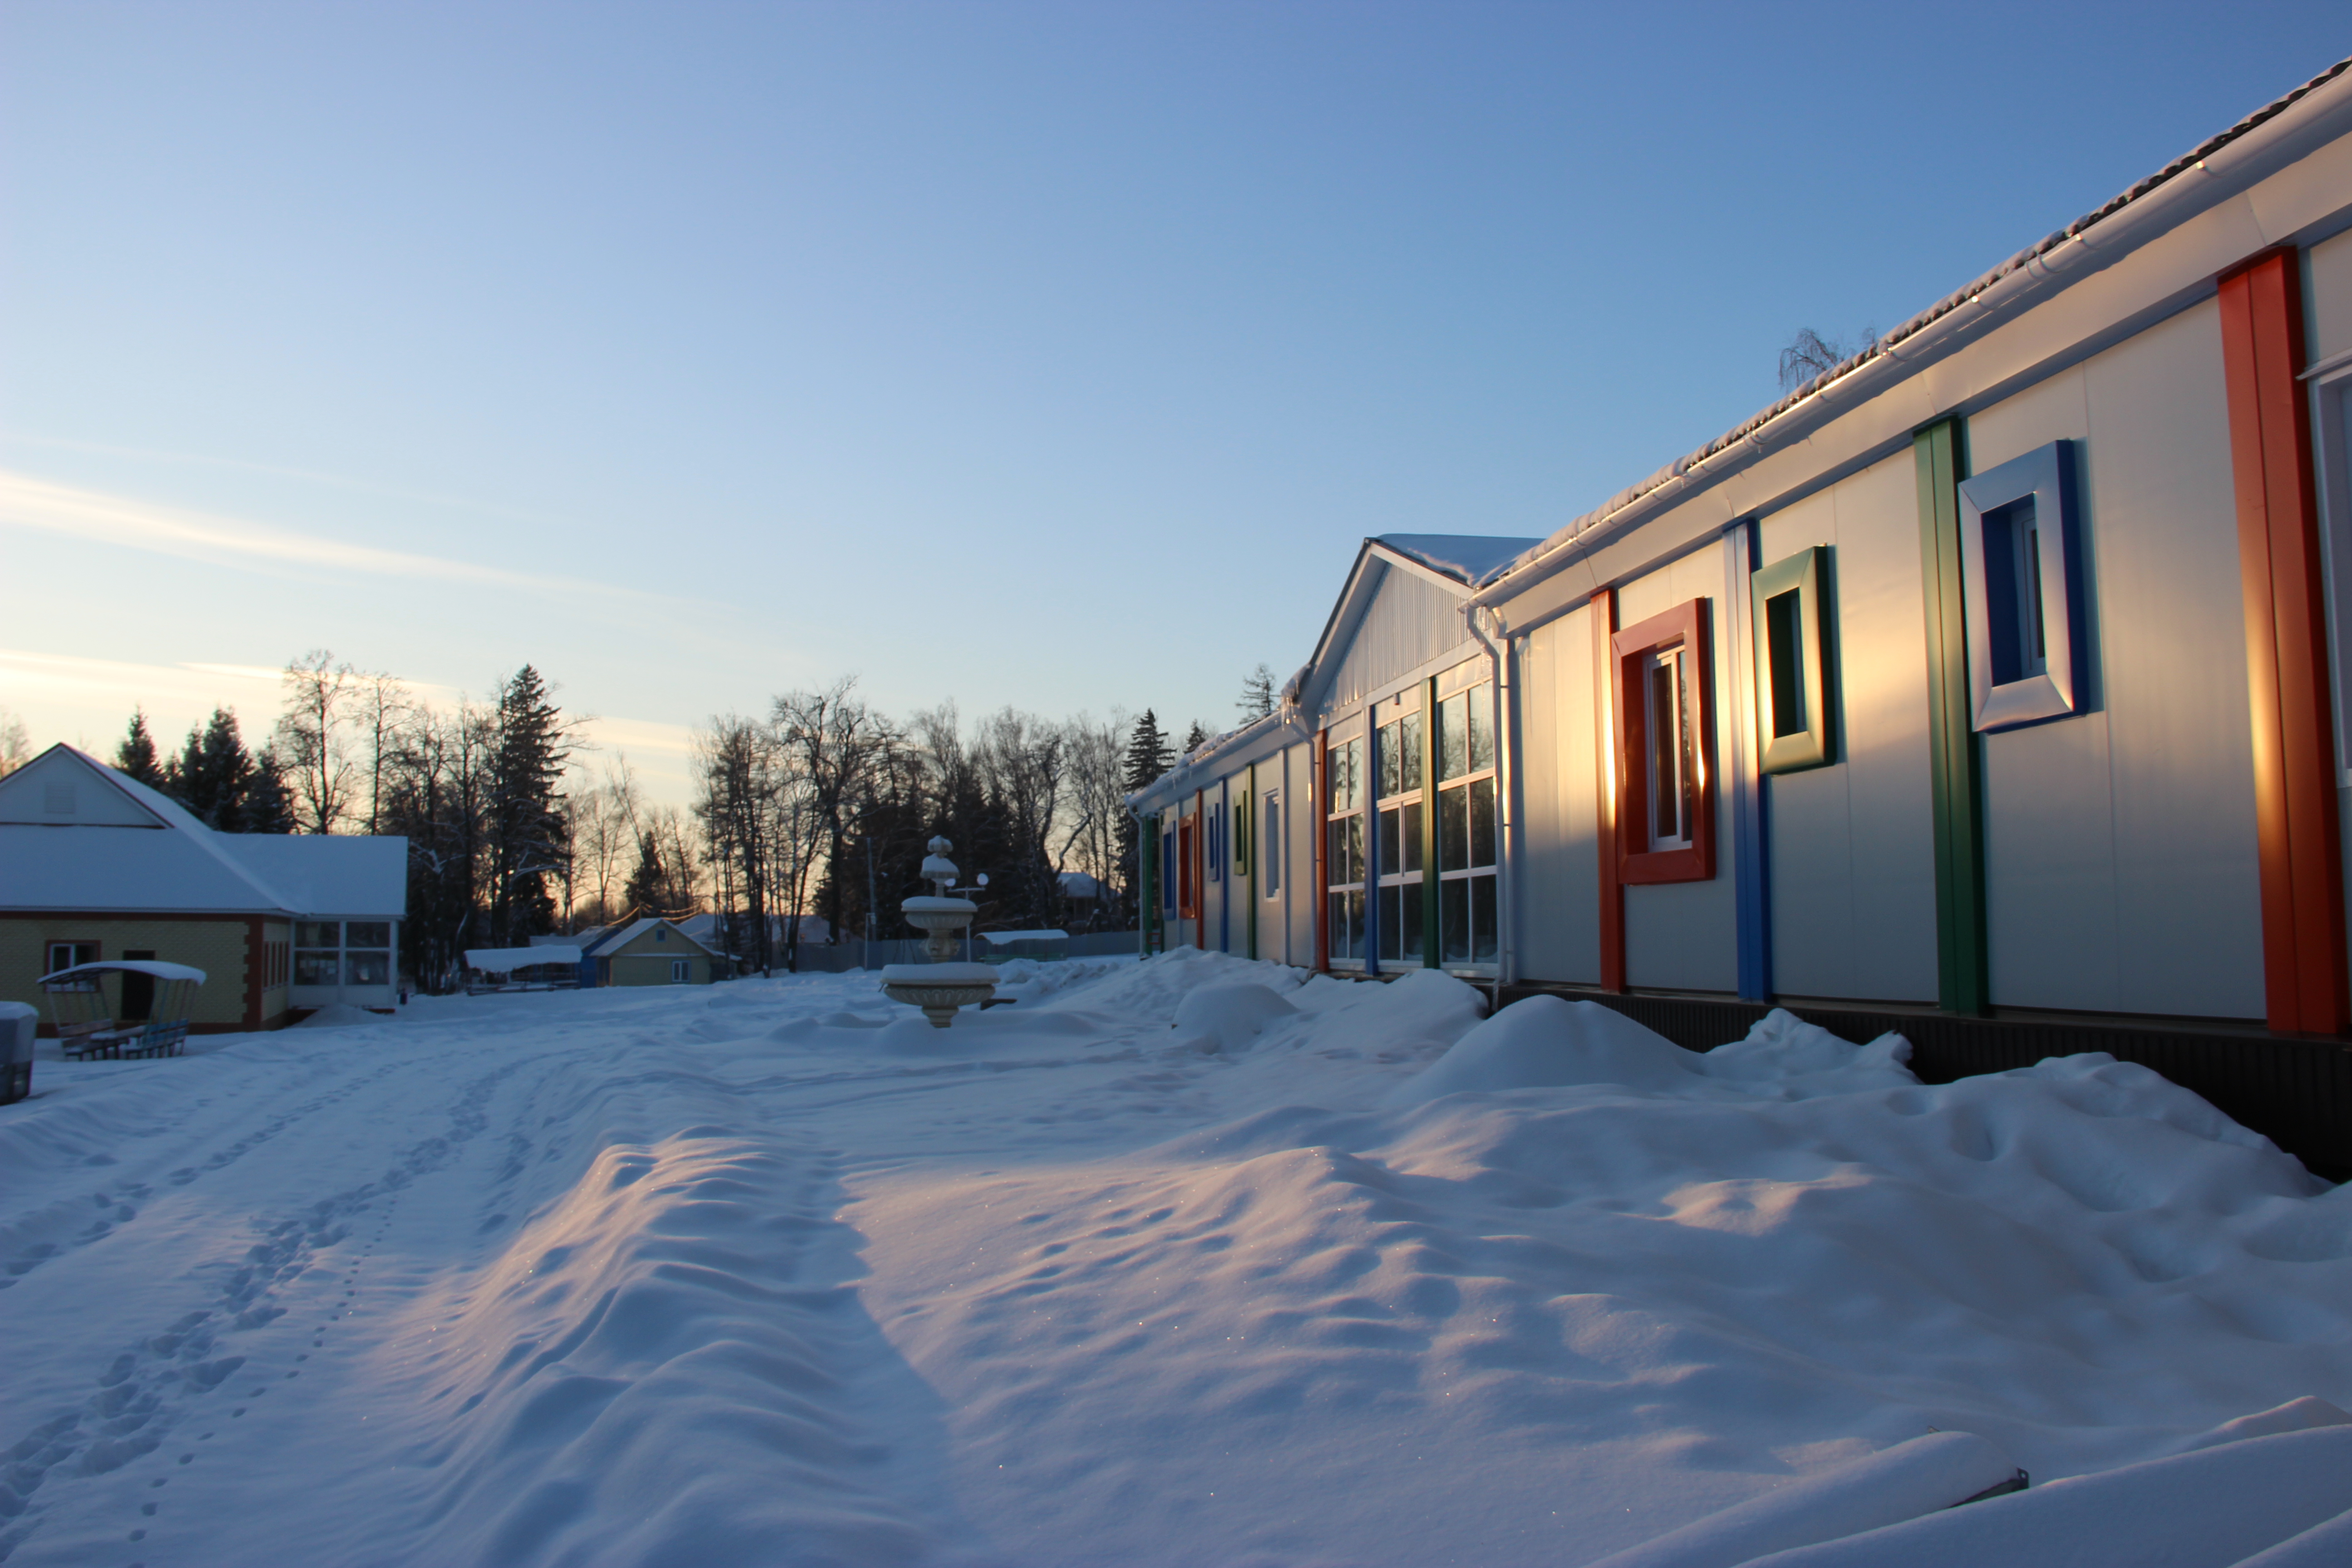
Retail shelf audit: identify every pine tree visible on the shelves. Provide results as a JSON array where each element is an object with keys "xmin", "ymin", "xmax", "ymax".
[
  {"xmin": 1116, "ymin": 710, "xmax": 1174, "ymax": 923},
  {"xmin": 1237, "ymin": 663, "xmax": 1277, "ymax": 722},
  {"xmin": 622, "ymin": 830, "xmax": 668, "ymax": 916},
  {"xmin": 115, "ymin": 710, "xmax": 166, "ymax": 789},
  {"xmin": 1182, "ymin": 720, "xmax": 1208, "ymax": 755},
  {"xmin": 244, "ymin": 747, "xmax": 299, "ymax": 833},
  {"xmin": 165, "ymin": 709, "xmax": 258, "ymax": 830},
  {"xmin": 485, "ymin": 666, "xmax": 570, "ymax": 945}
]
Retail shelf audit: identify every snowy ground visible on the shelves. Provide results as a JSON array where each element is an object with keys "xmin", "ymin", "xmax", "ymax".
[{"xmin": 4, "ymin": 952, "xmax": 2351, "ymax": 1567}]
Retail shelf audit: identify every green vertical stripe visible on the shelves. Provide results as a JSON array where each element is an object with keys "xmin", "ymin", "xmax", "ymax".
[
  {"xmin": 1245, "ymin": 766, "xmax": 1258, "ymax": 961},
  {"xmin": 1914, "ymin": 419, "xmax": 1990, "ymax": 1015}
]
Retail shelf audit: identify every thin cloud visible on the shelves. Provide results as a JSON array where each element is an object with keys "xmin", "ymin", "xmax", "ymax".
[{"xmin": 0, "ymin": 469, "xmax": 662, "ymax": 603}]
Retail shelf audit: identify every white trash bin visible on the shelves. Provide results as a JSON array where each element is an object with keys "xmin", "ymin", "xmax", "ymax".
[{"xmin": 0, "ymin": 1000, "xmax": 36, "ymax": 1104}]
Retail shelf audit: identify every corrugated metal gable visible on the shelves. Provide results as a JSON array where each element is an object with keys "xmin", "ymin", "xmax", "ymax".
[{"xmin": 1318, "ymin": 561, "xmax": 1473, "ymax": 716}]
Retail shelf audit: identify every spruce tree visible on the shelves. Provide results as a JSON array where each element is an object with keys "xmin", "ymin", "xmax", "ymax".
[
  {"xmin": 244, "ymin": 747, "xmax": 300, "ymax": 833},
  {"xmin": 115, "ymin": 710, "xmax": 166, "ymax": 788},
  {"xmin": 166, "ymin": 709, "xmax": 257, "ymax": 829},
  {"xmin": 1117, "ymin": 710, "xmax": 1175, "ymax": 925},
  {"xmin": 622, "ymin": 830, "xmax": 667, "ymax": 916},
  {"xmin": 1181, "ymin": 720, "xmax": 1208, "ymax": 755},
  {"xmin": 486, "ymin": 666, "xmax": 570, "ymax": 944}
]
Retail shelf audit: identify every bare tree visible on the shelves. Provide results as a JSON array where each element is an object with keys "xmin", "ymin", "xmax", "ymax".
[
  {"xmin": 1778, "ymin": 325, "xmax": 1878, "ymax": 392},
  {"xmin": 1057, "ymin": 711, "xmax": 1130, "ymax": 929},
  {"xmin": 277, "ymin": 649, "xmax": 357, "ymax": 833},
  {"xmin": 1237, "ymin": 663, "xmax": 1277, "ymax": 722},
  {"xmin": 359, "ymin": 671, "xmax": 410, "ymax": 834},
  {"xmin": 773, "ymin": 679, "xmax": 892, "ymax": 965},
  {"xmin": 0, "ymin": 708, "xmax": 30, "ymax": 778}
]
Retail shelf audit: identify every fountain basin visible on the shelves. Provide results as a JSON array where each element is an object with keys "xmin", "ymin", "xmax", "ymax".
[{"xmin": 880, "ymin": 962, "xmax": 1001, "ymax": 1028}]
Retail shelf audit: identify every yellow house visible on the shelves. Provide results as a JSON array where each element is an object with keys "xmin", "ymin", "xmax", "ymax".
[
  {"xmin": 584, "ymin": 917, "xmax": 716, "ymax": 986},
  {"xmin": 1, "ymin": 745, "xmax": 407, "ymax": 1030}
]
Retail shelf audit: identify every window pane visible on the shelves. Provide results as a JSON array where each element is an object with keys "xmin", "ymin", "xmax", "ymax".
[
  {"xmin": 1401, "ymin": 802, "xmax": 1423, "ymax": 873},
  {"xmin": 1439, "ymin": 693, "xmax": 1468, "ymax": 781},
  {"xmin": 346, "ymin": 922, "xmax": 391, "ymax": 949},
  {"xmin": 1441, "ymin": 878, "xmax": 1470, "ymax": 964},
  {"xmin": 1650, "ymin": 657, "xmax": 1679, "ymax": 843},
  {"xmin": 1765, "ymin": 589, "xmax": 1805, "ymax": 738},
  {"xmin": 1440, "ymin": 784, "xmax": 1469, "ymax": 872},
  {"xmin": 347, "ymin": 952, "xmax": 390, "ymax": 985},
  {"xmin": 1678, "ymin": 649, "xmax": 1700, "ymax": 845},
  {"xmin": 1377, "ymin": 721, "xmax": 1400, "ymax": 798},
  {"xmin": 1377, "ymin": 807, "xmax": 1400, "ymax": 878},
  {"xmin": 295, "ymin": 953, "xmax": 339, "ymax": 985},
  {"xmin": 1470, "ymin": 778, "xmax": 1496, "ymax": 867},
  {"xmin": 1265, "ymin": 801, "xmax": 1281, "ymax": 894},
  {"xmin": 1471, "ymin": 875, "xmax": 1498, "ymax": 963},
  {"xmin": 1378, "ymin": 884, "xmax": 1401, "ymax": 960},
  {"xmin": 1345, "ymin": 890, "xmax": 1365, "ymax": 958},
  {"xmin": 1400, "ymin": 881, "xmax": 1422, "ymax": 963},
  {"xmin": 1401, "ymin": 711, "xmax": 1423, "ymax": 793},
  {"xmin": 296, "ymin": 921, "xmax": 340, "ymax": 949},
  {"xmin": 1469, "ymin": 684, "xmax": 1494, "ymax": 773}
]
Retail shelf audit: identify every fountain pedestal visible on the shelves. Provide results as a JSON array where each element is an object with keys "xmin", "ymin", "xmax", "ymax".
[{"xmin": 880, "ymin": 838, "xmax": 997, "ymax": 1028}]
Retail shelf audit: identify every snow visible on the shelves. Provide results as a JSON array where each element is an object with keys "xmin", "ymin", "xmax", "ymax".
[{"xmin": 1, "ymin": 951, "xmax": 2348, "ymax": 1567}]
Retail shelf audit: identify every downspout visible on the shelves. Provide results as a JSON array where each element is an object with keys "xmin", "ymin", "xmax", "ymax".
[{"xmin": 1466, "ymin": 603, "xmax": 1514, "ymax": 1011}]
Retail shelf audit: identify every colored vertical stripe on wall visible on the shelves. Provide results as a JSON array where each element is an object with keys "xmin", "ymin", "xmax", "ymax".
[
  {"xmin": 2218, "ymin": 248, "xmax": 2351, "ymax": 1037},
  {"xmin": 1724, "ymin": 519, "xmax": 1772, "ymax": 1001},
  {"xmin": 1422, "ymin": 674, "xmax": 1441, "ymax": 966},
  {"xmin": 1592, "ymin": 588, "xmax": 1626, "ymax": 992},
  {"xmin": 1914, "ymin": 418, "xmax": 1991, "ymax": 1015}
]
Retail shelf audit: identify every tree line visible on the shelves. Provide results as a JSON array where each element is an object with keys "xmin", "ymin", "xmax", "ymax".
[{"xmin": 67, "ymin": 652, "xmax": 1286, "ymax": 986}]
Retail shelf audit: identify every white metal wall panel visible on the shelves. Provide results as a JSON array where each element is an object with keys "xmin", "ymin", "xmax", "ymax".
[
  {"xmin": 1972, "ymin": 301, "xmax": 2264, "ymax": 1018},
  {"xmin": 1320, "ymin": 563, "xmax": 1476, "ymax": 717},
  {"xmin": 1756, "ymin": 451, "xmax": 1940, "ymax": 1002},
  {"xmin": 2309, "ymin": 227, "xmax": 2352, "ymax": 362},
  {"xmin": 1513, "ymin": 612, "xmax": 1601, "ymax": 983},
  {"xmin": 1617, "ymin": 542, "xmax": 1738, "ymax": 991}
]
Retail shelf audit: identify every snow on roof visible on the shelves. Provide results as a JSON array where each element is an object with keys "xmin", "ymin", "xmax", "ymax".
[
  {"xmin": 593, "ymin": 918, "xmax": 717, "ymax": 958},
  {"xmin": 41, "ymin": 960, "xmax": 208, "ymax": 984},
  {"xmin": 1058, "ymin": 872, "xmax": 1105, "ymax": 897},
  {"xmin": 226, "ymin": 834, "xmax": 407, "ymax": 916},
  {"xmin": 465, "ymin": 947, "xmax": 580, "ymax": 973},
  {"xmin": 1477, "ymin": 54, "xmax": 2352, "ymax": 598},
  {"xmin": 1372, "ymin": 534, "xmax": 1542, "ymax": 584},
  {"xmin": 0, "ymin": 745, "xmax": 406, "ymax": 916}
]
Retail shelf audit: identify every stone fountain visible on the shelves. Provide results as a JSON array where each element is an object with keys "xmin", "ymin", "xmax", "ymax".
[{"xmin": 879, "ymin": 836, "xmax": 998, "ymax": 1027}]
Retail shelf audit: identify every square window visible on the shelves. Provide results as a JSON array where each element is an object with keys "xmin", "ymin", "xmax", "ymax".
[
  {"xmin": 1612, "ymin": 598, "xmax": 1717, "ymax": 885},
  {"xmin": 295, "ymin": 952, "xmax": 340, "ymax": 986},
  {"xmin": 1751, "ymin": 545, "xmax": 1833, "ymax": 774},
  {"xmin": 45, "ymin": 941, "xmax": 97, "ymax": 978},
  {"xmin": 671, "ymin": 959, "xmax": 690, "ymax": 983},
  {"xmin": 296, "ymin": 921, "xmax": 339, "ymax": 949},
  {"xmin": 348, "ymin": 951, "xmax": 391, "ymax": 985},
  {"xmin": 346, "ymin": 922, "xmax": 391, "ymax": 949},
  {"xmin": 1959, "ymin": 440, "xmax": 2081, "ymax": 731}
]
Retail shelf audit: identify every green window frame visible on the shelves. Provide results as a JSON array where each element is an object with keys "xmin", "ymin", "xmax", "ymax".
[{"xmin": 1751, "ymin": 545, "xmax": 1833, "ymax": 774}]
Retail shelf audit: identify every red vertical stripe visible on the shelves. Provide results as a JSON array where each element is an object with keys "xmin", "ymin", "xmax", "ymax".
[
  {"xmin": 2219, "ymin": 247, "xmax": 2350, "ymax": 1036},
  {"xmin": 1593, "ymin": 588, "xmax": 1626, "ymax": 992}
]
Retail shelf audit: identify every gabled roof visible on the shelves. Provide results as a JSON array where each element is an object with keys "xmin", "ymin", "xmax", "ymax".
[
  {"xmin": 1372, "ymin": 534, "xmax": 1541, "ymax": 585},
  {"xmin": 0, "ymin": 744, "xmax": 406, "ymax": 916},
  {"xmin": 592, "ymin": 917, "xmax": 716, "ymax": 959}
]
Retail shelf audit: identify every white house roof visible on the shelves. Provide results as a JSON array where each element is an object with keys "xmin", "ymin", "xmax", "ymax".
[
  {"xmin": 1371, "ymin": 534, "xmax": 1541, "ymax": 585},
  {"xmin": 42, "ymin": 960, "xmax": 209, "ymax": 985},
  {"xmin": 0, "ymin": 745, "xmax": 406, "ymax": 917},
  {"xmin": 593, "ymin": 918, "xmax": 716, "ymax": 958}
]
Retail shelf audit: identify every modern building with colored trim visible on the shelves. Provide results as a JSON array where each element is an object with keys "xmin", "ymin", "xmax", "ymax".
[
  {"xmin": 1131, "ymin": 59, "xmax": 2352, "ymax": 1173},
  {"xmin": 0, "ymin": 745, "xmax": 409, "ymax": 1028}
]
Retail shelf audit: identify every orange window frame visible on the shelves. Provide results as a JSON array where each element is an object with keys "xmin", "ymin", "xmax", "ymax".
[{"xmin": 1612, "ymin": 598, "xmax": 1717, "ymax": 886}]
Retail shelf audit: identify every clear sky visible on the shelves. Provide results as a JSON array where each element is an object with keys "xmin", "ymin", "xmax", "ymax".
[{"xmin": 3, "ymin": 2, "xmax": 2345, "ymax": 803}]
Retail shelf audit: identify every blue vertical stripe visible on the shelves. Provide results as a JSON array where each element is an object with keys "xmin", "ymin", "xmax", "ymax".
[{"xmin": 1725, "ymin": 518, "xmax": 1773, "ymax": 1001}]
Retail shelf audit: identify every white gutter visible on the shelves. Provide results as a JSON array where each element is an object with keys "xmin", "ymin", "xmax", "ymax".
[{"xmin": 1464, "ymin": 603, "xmax": 1514, "ymax": 1008}]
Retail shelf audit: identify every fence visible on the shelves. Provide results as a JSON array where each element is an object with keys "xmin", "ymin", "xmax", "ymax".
[{"xmin": 747, "ymin": 929, "xmax": 1143, "ymax": 975}]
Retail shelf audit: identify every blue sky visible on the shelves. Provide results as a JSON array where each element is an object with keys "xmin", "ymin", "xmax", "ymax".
[{"xmin": 3, "ymin": 2, "xmax": 2344, "ymax": 802}]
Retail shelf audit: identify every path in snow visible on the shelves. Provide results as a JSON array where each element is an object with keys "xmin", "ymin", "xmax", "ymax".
[{"xmin": 2, "ymin": 952, "xmax": 2349, "ymax": 1567}]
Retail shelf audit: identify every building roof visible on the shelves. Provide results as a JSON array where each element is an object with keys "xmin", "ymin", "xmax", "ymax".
[
  {"xmin": 593, "ymin": 918, "xmax": 716, "ymax": 959},
  {"xmin": 1372, "ymin": 534, "xmax": 1541, "ymax": 584},
  {"xmin": 465, "ymin": 947, "xmax": 580, "ymax": 973},
  {"xmin": 0, "ymin": 745, "xmax": 407, "ymax": 916},
  {"xmin": 1474, "ymin": 54, "xmax": 2352, "ymax": 600}
]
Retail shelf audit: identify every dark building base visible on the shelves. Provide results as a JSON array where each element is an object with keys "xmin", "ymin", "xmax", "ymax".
[{"xmin": 1497, "ymin": 983, "xmax": 2352, "ymax": 1182}]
